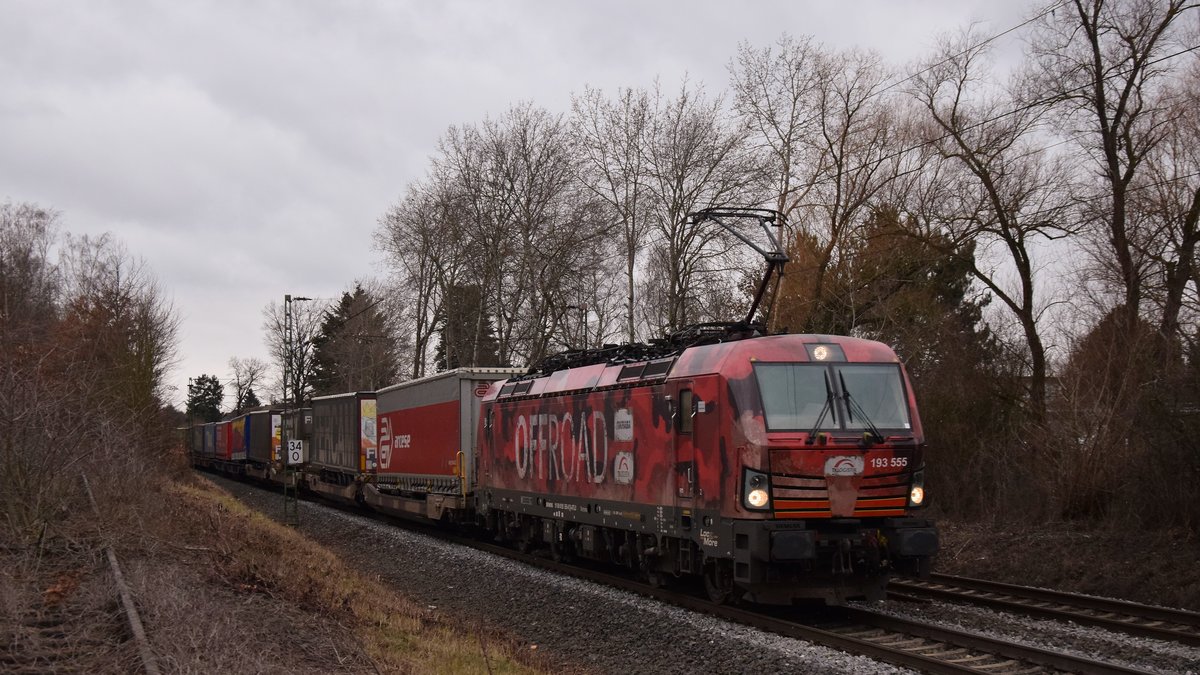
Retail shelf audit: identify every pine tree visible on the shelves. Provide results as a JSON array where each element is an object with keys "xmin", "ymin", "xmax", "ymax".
[
  {"xmin": 434, "ymin": 283, "xmax": 500, "ymax": 371},
  {"xmin": 310, "ymin": 284, "xmax": 399, "ymax": 395},
  {"xmin": 186, "ymin": 374, "xmax": 224, "ymax": 422}
]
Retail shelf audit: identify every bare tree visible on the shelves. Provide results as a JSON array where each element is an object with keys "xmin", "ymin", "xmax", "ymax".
[
  {"xmin": 640, "ymin": 78, "xmax": 763, "ymax": 334},
  {"xmin": 802, "ymin": 49, "xmax": 913, "ymax": 329},
  {"xmin": 728, "ymin": 34, "xmax": 823, "ymax": 231},
  {"xmin": 261, "ymin": 297, "xmax": 326, "ymax": 405},
  {"xmin": 734, "ymin": 44, "xmax": 914, "ymax": 335},
  {"xmin": 59, "ymin": 233, "xmax": 180, "ymax": 417},
  {"xmin": 227, "ymin": 356, "xmax": 268, "ymax": 413},
  {"xmin": 571, "ymin": 86, "xmax": 653, "ymax": 341},
  {"xmin": 378, "ymin": 178, "xmax": 474, "ymax": 378},
  {"xmin": 0, "ymin": 202, "xmax": 60, "ymax": 340},
  {"xmin": 1030, "ymin": 0, "xmax": 1196, "ymax": 334},
  {"xmin": 909, "ymin": 31, "xmax": 1074, "ymax": 420},
  {"xmin": 1134, "ymin": 63, "xmax": 1200, "ymax": 360},
  {"xmin": 435, "ymin": 120, "xmax": 511, "ymax": 366},
  {"xmin": 423, "ymin": 103, "xmax": 612, "ymax": 367},
  {"xmin": 0, "ymin": 202, "xmax": 65, "ymax": 544}
]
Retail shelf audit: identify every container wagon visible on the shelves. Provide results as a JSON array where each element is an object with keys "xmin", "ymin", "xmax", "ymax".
[
  {"xmin": 365, "ymin": 368, "xmax": 522, "ymax": 520},
  {"xmin": 307, "ymin": 392, "xmax": 376, "ymax": 502},
  {"xmin": 240, "ymin": 409, "xmax": 282, "ymax": 481}
]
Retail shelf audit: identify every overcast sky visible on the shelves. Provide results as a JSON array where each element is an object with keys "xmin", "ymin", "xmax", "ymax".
[{"xmin": 1, "ymin": 0, "xmax": 1038, "ymax": 407}]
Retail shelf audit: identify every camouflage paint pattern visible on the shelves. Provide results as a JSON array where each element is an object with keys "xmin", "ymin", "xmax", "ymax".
[{"xmin": 478, "ymin": 334, "xmax": 926, "ymax": 522}]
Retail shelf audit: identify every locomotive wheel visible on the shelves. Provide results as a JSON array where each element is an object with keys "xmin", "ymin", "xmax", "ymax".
[{"xmin": 704, "ymin": 561, "xmax": 739, "ymax": 605}]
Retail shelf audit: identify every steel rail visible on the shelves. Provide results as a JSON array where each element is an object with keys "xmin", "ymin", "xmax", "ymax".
[
  {"xmin": 201, "ymin": 473, "xmax": 1158, "ymax": 674},
  {"xmin": 891, "ymin": 573, "xmax": 1200, "ymax": 647},
  {"xmin": 838, "ymin": 607, "xmax": 1149, "ymax": 675},
  {"xmin": 81, "ymin": 473, "xmax": 161, "ymax": 675},
  {"xmin": 266, "ymin": 487, "xmax": 1151, "ymax": 673},
  {"xmin": 421, "ymin": 529, "xmax": 1151, "ymax": 674}
]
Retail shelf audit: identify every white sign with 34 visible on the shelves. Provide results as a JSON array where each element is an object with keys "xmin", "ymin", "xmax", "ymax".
[{"xmin": 286, "ymin": 439, "xmax": 305, "ymax": 465}]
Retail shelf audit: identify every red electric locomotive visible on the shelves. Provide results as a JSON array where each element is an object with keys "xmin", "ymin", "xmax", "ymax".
[
  {"xmin": 475, "ymin": 331, "xmax": 936, "ymax": 603},
  {"xmin": 474, "ymin": 209, "xmax": 936, "ymax": 603}
]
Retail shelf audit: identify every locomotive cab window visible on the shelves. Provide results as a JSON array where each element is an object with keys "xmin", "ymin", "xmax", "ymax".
[
  {"xmin": 837, "ymin": 364, "xmax": 910, "ymax": 431},
  {"xmin": 754, "ymin": 363, "xmax": 911, "ymax": 432},
  {"xmin": 755, "ymin": 364, "xmax": 837, "ymax": 431}
]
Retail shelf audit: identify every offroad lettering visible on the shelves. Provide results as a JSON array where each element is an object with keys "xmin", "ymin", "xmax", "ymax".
[{"xmin": 514, "ymin": 412, "xmax": 608, "ymax": 483}]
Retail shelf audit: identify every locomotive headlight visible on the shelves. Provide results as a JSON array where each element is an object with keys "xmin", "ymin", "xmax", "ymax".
[
  {"xmin": 742, "ymin": 468, "xmax": 771, "ymax": 511},
  {"xmin": 908, "ymin": 469, "xmax": 926, "ymax": 507},
  {"xmin": 747, "ymin": 488, "xmax": 770, "ymax": 508}
]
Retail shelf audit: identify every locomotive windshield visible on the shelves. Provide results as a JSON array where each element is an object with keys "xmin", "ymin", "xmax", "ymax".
[{"xmin": 755, "ymin": 363, "xmax": 911, "ymax": 432}]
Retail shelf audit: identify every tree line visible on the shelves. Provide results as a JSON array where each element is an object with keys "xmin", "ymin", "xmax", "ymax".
[
  {"xmin": 187, "ymin": 282, "xmax": 401, "ymax": 419},
  {"xmin": 0, "ymin": 202, "xmax": 179, "ymax": 547},
  {"xmin": 372, "ymin": 1, "xmax": 1200, "ymax": 529},
  {"xmin": 188, "ymin": 1, "xmax": 1196, "ymax": 530}
]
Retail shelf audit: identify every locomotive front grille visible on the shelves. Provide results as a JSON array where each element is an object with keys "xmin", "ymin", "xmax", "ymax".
[{"xmin": 770, "ymin": 470, "xmax": 911, "ymax": 519}]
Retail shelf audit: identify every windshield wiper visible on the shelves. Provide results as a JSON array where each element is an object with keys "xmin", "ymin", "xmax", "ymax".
[
  {"xmin": 838, "ymin": 371, "xmax": 885, "ymax": 446},
  {"xmin": 804, "ymin": 375, "xmax": 834, "ymax": 445}
]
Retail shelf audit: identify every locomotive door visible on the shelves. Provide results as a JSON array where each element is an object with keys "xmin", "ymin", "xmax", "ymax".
[{"xmin": 672, "ymin": 381, "xmax": 696, "ymax": 501}]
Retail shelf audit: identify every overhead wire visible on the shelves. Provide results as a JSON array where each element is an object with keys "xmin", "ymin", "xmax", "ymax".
[
  {"xmin": 869, "ymin": 0, "xmax": 1072, "ymax": 99},
  {"xmin": 813, "ymin": 42, "xmax": 1200, "ymax": 188}
]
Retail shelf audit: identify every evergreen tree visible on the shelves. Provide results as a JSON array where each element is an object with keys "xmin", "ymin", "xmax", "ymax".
[
  {"xmin": 775, "ymin": 206, "xmax": 1019, "ymax": 518},
  {"xmin": 434, "ymin": 283, "xmax": 500, "ymax": 371},
  {"xmin": 186, "ymin": 374, "xmax": 223, "ymax": 422},
  {"xmin": 310, "ymin": 284, "xmax": 399, "ymax": 395}
]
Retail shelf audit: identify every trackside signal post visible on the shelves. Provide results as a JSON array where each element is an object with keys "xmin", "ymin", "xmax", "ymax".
[{"xmin": 281, "ymin": 293, "xmax": 310, "ymax": 526}]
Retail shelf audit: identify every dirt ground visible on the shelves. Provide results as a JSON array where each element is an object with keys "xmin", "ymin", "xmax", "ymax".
[
  {"xmin": 933, "ymin": 518, "xmax": 1200, "ymax": 611},
  {"xmin": 2, "ymin": 475, "xmax": 552, "ymax": 674}
]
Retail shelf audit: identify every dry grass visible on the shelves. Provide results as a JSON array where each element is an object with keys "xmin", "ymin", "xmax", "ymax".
[
  {"xmin": 135, "ymin": 477, "xmax": 545, "ymax": 673},
  {"xmin": 2, "ymin": 473, "xmax": 551, "ymax": 674}
]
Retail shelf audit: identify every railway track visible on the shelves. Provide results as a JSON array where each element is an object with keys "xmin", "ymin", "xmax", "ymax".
[
  {"xmin": 891, "ymin": 573, "xmax": 1200, "ymax": 648},
  {"xmin": 283, "ymin": 492, "xmax": 1152, "ymax": 673},
  {"xmin": 0, "ymin": 595, "xmax": 123, "ymax": 674},
  {"xmin": 82, "ymin": 473, "xmax": 160, "ymax": 675},
  {"xmin": 452, "ymin": 537, "xmax": 1149, "ymax": 674},
  {"xmin": 201, "ymin": 472, "xmax": 1171, "ymax": 673},
  {"xmin": 3, "ymin": 477, "xmax": 160, "ymax": 674}
]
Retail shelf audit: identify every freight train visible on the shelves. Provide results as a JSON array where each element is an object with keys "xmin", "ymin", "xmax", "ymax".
[{"xmin": 187, "ymin": 209, "xmax": 938, "ymax": 604}]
